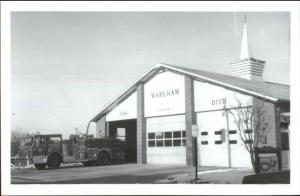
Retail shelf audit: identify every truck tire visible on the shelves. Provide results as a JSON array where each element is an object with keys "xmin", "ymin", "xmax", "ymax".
[
  {"xmin": 96, "ymin": 152, "xmax": 109, "ymax": 166},
  {"xmin": 34, "ymin": 164, "xmax": 46, "ymax": 170},
  {"xmin": 47, "ymin": 155, "xmax": 61, "ymax": 169}
]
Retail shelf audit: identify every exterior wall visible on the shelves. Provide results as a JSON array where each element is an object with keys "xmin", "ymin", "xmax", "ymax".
[
  {"xmin": 96, "ymin": 115, "xmax": 106, "ymax": 138},
  {"xmin": 185, "ymin": 75, "xmax": 196, "ymax": 166},
  {"xmin": 137, "ymin": 84, "xmax": 146, "ymax": 164},
  {"xmin": 144, "ymin": 71, "xmax": 185, "ymax": 117},
  {"xmin": 194, "ymin": 80, "xmax": 253, "ymax": 168},
  {"xmin": 253, "ymin": 98, "xmax": 280, "ymax": 148},
  {"xmin": 194, "ymin": 81, "xmax": 252, "ymax": 112},
  {"xmin": 278, "ymin": 101, "xmax": 290, "ymax": 169},
  {"xmin": 279, "ymin": 102, "xmax": 290, "ymax": 113},
  {"xmin": 253, "ymin": 99, "xmax": 289, "ymax": 170},
  {"xmin": 282, "ymin": 147, "xmax": 290, "ymax": 169},
  {"xmin": 106, "ymin": 91, "xmax": 137, "ymax": 122}
]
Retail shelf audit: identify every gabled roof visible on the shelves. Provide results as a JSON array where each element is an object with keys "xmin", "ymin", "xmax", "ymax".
[{"xmin": 91, "ymin": 63, "xmax": 290, "ymax": 122}]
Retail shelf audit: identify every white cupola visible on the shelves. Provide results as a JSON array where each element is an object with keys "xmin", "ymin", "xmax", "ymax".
[{"xmin": 229, "ymin": 16, "xmax": 265, "ymax": 81}]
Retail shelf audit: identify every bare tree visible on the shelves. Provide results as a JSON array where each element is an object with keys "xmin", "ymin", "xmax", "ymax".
[
  {"xmin": 11, "ymin": 130, "xmax": 27, "ymax": 156},
  {"xmin": 11, "ymin": 129, "xmax": 33, "ymax": 157},
  {"xmin": 227, "ymin": 97, "xmax": 268, "ymax": 171}
]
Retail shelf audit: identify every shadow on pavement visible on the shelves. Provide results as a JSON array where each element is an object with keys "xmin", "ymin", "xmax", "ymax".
[
  {"xmin": 13, "ymin": 173, "xmax": 173, "ymax": 184},
  {"xmin": 242, "ymin": 170, "xmax": 290, "ymax": 184}
]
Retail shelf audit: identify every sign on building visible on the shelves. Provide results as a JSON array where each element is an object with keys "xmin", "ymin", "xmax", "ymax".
[
  {"xmin": 144, "ymin": 71, "xmax": 185, "ymax": 117},
  {"xmin": 194, "ymin": 81, "xmax": 252, "ymax": 112},
  {"xmin": 192, "ymin": 124, "xmax": 199, "ymax": 137},
  {"xmin": 106, "ymin": 91, "xmax": 137, "ymax": 121}
]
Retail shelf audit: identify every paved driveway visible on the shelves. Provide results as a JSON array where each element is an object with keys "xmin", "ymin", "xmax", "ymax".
[{"xmin": 11, "ymin": 163, "xmax": 251, "ymax": 184}]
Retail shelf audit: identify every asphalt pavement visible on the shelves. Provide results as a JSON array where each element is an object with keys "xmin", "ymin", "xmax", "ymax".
[{"xmin": 11, "ymin": 163, "xmax": 252, "ymax": 184}]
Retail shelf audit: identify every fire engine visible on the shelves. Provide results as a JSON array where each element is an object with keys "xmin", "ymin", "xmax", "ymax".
[{"xmin": 29, "ymin": 134, "xmax": 125, "ymax": 169}]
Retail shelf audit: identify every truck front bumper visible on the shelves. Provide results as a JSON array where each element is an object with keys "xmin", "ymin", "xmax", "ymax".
[{"xmin": 33, "ymin": 155, "xmax": 47, "ymax": 164}]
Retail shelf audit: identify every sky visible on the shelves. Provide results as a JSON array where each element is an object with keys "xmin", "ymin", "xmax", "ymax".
[{"xmin": 11, "ymin": 12, "xmax": 290, "ymax": 138}]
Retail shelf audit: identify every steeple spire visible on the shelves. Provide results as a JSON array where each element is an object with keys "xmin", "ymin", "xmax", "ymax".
[
  {"xmin": 240, "ymin": 15, "xmax": 249, "ymax": 59},
  {"xmin": 229, "ymin": 15, "xmax": 266, "ymax": 81}
]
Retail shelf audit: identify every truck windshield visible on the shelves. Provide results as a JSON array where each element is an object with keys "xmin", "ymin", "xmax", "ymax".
[{"xmin": 49, "ymin": 137, "xmax": 61, "ymax": 144}]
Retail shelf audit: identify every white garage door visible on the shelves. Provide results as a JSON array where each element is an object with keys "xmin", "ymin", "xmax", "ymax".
[
  {"xmin": 197, "ymin": 111, "xmax": 229, "ymax": 167},
  {"xmin": 146, "ymin": 115, "xmax": 186, "ymax": 165},
  {"xmin": 227, "ymin": 110, "xmax": 252, "ymax": 168}
]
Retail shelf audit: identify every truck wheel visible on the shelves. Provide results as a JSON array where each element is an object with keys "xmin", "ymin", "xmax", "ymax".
[
  {"xmin": 47, "ymin": 155, "xmax": 61, "ymax": 169},
  {"xmin": 96, "ymin": 152, "xmax": 109, "ymax": 166},
  {"xmin": 34, "ymin": 164, "xmax": 46, "ymax": 170}
]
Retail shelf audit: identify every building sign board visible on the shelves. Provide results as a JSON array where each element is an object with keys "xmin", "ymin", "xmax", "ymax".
[
  {"xmin": 194, "ymin": 81, "xmax": 252, "ymax": 112},
  {"xmin": 144, "ymin": 71, "xmax": 185, "ymax": 117},
  {"xmin": 106, "ymin": 91, "xmax": 137, "ymax": 121},
  {"xmin": 258, "ymin": 153, "xmax": 279, "ymax": 173},
  {"xmin": 192, "ymin": 124, "xmax": 199, "ymax": 137}
]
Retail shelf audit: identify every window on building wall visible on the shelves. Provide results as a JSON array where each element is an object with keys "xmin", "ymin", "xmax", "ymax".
[
  {"xmin": 165, "ymin": 140, "xmax": 172, "ymax": 146},
  {"xmin": 147, "ymin": 130, "xmax": 186, "ymax": 147},
  {"xmin": 148, "ymin": 133, "xmax": 155, "ymax": 139},
  {"xmin": 148, "ymin": 140, "xmax": 155, "ymax": 147},
  {"xmin": 280, "ymin": 113, "xmax": 289, "ymax": 151},
  {"xmin": 244, "ymin": 129, "xmax": 253, "ymax": 134},
  {"xmin": 148, "ymin": 132, "xmax": 156, "ymax": 147},
  {"xmin": 228, "ymin": 130, "xmax": 237, "ymax": 144},
  {"xmin": 229, "ymin": 140, "xmax": 237, "ymax": 144},
  {"xmin": 214, "ymin": 131, "xmax": 222, "ymax": 135},
  {"xmin": 245, "ymin": 139, "xmax": 253, "ymax": 144},
  {"xmin": 280, "ymin": 122, "xmax": 289, "ymax": 129},
  {"xmin": 215, "ymin": 140, "xmax": 222, "ymax": 144},
  {"xmin": 182, "ymin": 131, "xmax": 186, "ymax": 138},
  {"xmin": 164, "ymin": 132, "xmax": 172, "ymax": 139},
  {"xmin": 173, "ymin": 139, "xmax": 181, "ymax": 146},
  {"xmin": 164, "ymin": 132, "xmax": 172, "ymax": 146},
  {"xmin": 156, "ymin": 140, "xmax": 163, "ymax": 147},
  {"xmin": 281, "ymin": 132, "xmax": 289, "ymax": 151},
  {"xmin": 156, "ymin": 132, "xmax": 163, "ymax": 139},
  {"xmin": 229, "ymin": 130, "xmax": 237, "ymax": 134},
  {"xmin": 116, "ymin": 128, "xmax": 126, "ymax": 141},
  {"xmin": 173, "ymin": 131, "xmax": 181, "ymax": 138}
]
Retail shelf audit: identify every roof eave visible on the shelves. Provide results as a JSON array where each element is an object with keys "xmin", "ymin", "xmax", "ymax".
[{"xmin": 90, "ymin": 64, "xmax": 163, "ymax": 122}]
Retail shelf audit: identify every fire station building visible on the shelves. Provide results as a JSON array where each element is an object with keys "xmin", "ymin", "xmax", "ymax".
[{"xmin": 90, "ymin": 22, "xmax": 290, "ymax": 169}]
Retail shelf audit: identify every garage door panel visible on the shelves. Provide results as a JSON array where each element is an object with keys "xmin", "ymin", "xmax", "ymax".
[
  {"xmin": 228, "ymin": 110, "xmax": 252, "ymax": 168},
  {"xmin": 146, "ymin": 115, "xmax": 186, "ymax": 165},
  {"xmin": 147, "ymin": 147, "xmax": 186, "ymax": 165},
  {"xmin": 230, "ymin": 147, "xmax": 252, "ymax": 167},
  {"xmin": 197, "ymin": 111, "xmax": 229, "ymax": 167}
]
